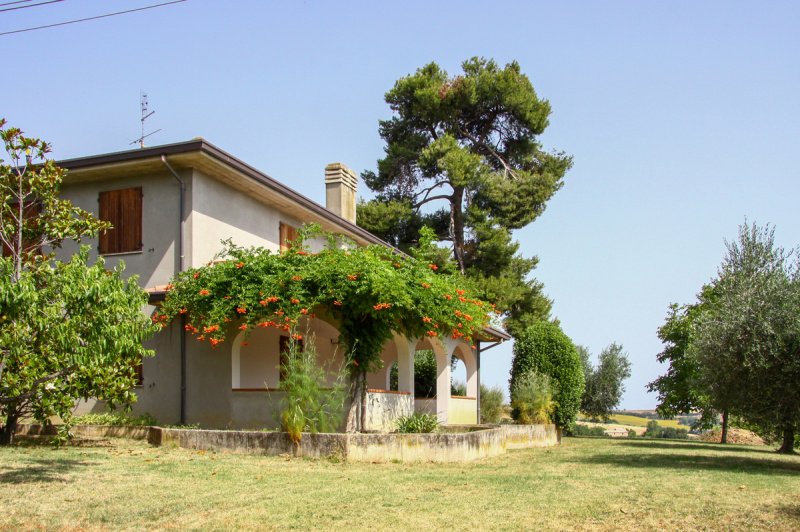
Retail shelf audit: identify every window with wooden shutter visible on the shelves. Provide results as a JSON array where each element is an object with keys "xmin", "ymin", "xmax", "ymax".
[
  {"xmin": 98, "ymin": 187, "xmax": 142, "ymax": 254},
  {"xmin": 279, "ymin": 222, "xmax": 298, "ymax": 253}
]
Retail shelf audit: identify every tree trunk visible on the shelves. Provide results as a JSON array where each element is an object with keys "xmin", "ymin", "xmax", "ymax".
[
  {"xmin": 345, "ymin": 374, "xmax": 360, "ymax": 433},
  {"xmin": 450, "ymin": 187, "xmax": 466, "ymax": 274},
  {"xmin": 720, "ymin": 410, "xmax": 729, "ymax": 444},
  {"xmin": 359, "ymin": 371, "xmax": 368, "ymax": 432},
  {"xmin": 0, "ymin": 413, "xmax": 18, "ymax": 446},
  {"xmin": 777, "ymin": 426, "xmax": 796, "ymax": 454}
]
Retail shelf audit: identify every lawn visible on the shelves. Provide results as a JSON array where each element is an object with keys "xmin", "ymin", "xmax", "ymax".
[{"xmin": 0, "ymin": 436, "xmax": 798, "ymax": 530}]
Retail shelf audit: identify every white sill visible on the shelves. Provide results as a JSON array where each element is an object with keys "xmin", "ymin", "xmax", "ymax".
[{"xmin": 100, "ymin": 250, "xmax": 143, "ymax": 257}]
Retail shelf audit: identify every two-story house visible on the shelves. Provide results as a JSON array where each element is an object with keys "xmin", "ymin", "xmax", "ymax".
[{"xmin": 57, "ymin": 139, "xmax": 509, "ymax": 431}]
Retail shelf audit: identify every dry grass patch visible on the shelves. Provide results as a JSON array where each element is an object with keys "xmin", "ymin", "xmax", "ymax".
[{"xmin": 0, "ymin": 436, "xmax": 797, "ymax": 530}]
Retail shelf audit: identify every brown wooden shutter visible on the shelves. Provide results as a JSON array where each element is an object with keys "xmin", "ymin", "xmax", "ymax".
[
  {"xmin": 279, "ymin": 222, "xmax": 298, "ymax": 253},
  {"xmin": 99, "ymin": 187, "xmax": 142, "ymax": 254}
]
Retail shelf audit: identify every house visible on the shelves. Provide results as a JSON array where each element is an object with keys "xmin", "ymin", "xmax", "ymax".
[{"xmin": 57, "ymin": 139, "xmax": 509, "ymax": 431}]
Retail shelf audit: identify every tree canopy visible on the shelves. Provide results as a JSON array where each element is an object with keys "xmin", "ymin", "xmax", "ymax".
[
  {"xmin": 358, "ymin": 58, "xmax": 572, "ymax": 336},
  {"xmin": 651, "ymin": 222, "xmax": 800, "ymax": 453},
  {"xmin": 647, "ymin": 289, "xmax": 718, "ymax": 432},
  {"xmin": 580, "ymin": 343, "xmax": 632, "ymax": 422},
  {"xmin": 0, "ymin": 119, "xmax": 155, "ymax": 444},
  {"xmin": 692, "ymin": 223, "xmax": 800, "ymax": 453}
]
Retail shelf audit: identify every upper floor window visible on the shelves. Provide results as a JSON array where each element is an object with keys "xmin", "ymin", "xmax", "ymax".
[
  {"xmin": 98, "ymin": 187, "xmax": 142, "ymax": 254},
  {"xmin": 279, "ymin": 222, "xmax": 298, "ymax": 253}
]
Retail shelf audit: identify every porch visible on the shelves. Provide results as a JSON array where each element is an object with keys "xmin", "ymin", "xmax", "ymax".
[{"xmin": 227, "ymin": 316, "xmax": 502, "ymax": 432}]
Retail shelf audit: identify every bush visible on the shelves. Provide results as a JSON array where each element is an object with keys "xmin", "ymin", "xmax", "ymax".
[
  {"xmin": 643, "ymin": 420, "xmax": 689, "ymax": 439},
  {"xmin": 479, "ymin": 384, "xmax": 504, "ymax": 424},
  {"xmin": 396, "ymin": 413, "xmax": 439, "ymax": 433},
  {"xmin": 567, "ymin": 423, "xmax": 606, "ymax": 437},
  {"xmin": 451, "ymin": 380, "xmax": 467, "ymax": 396},
  {"xmin": 277, "ymin": 336, "xmax": 346, "ymax": 444},
  {"xmin": 511, "ymin": 370, "xmax": 554, "ymax": 424},
  {"xmin": 413, "ymin": 350, "xmax": 437, "ymax": 397},
  {"xmin": 72, "ymin": 412, "xmax": 156, "ymax": 427},
  {"xmin": 511, "ymin": 322, "xmax": 585, "ymax": 429}
]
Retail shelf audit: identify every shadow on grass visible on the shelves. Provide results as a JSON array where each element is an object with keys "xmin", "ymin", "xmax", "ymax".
[
  {"xmin": 574, "ymin": 443, "xmax": 800, "ymax": 476},
  {"xmin": 617, "ymin": 439, "xmax": 776, "ymax": 455},
  {"xmin": 0, "ymin": 457, "xmax": 93, "ymax": 484},
  {"xmin": 777, "ymin": 503, "xmax": 800, "ymax": 521}
]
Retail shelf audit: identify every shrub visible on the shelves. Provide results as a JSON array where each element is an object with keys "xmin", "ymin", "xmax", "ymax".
[
  {"xmin": 479, "ymin": 384, "xmax": 504, "ymax": 424},
  {"xmin": 277, "ymin": 336, "xmax": 346, "ymax": 445},
  {"xmin": 396, "ymin": 413, "xmax": 439, "ymax": 433},
  {"xmin": 510, "ymin": 322, "xmax": 585, "ymax": 428},
  {"xmin": 567, "ymin": 423, "xmax": 607, "ymax": 437},
  {"xmin": 413, "ymin": 350, "xmax": 437, "ymax": 397},
  {"xmin": 72, "ymin": 412, "xmax": 157, "ymax": 427},
  {"xmin": 451, "ymin": 380, "xmax": 467, "ymax": 396},
  {"xmin": 511, "ymin": 370, "xmax": 554, "ymax": 424},
  {"xmin": 643, "ymin": 420, "xmax": 689, "ymax": 439}
]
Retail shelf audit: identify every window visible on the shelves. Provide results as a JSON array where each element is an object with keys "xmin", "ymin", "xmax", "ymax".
[
  {"xmin": 133, "ymin": 361, "xmax": 144, "ymax": 387},
  {"xmin": 279, "ymin": 222, "xmax": 298, "ymax": 253},
  {"xmin": 98, "ymin": 187, "xmax": 142, "ymax": 254}
]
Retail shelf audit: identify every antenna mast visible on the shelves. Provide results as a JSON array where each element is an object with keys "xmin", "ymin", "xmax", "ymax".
[{"xmin": 132, "ymin": 91, "xmax": 161, "ymax": 148}]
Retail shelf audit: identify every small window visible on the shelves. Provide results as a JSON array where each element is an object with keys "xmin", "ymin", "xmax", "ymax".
[
  {"xmin": 133, "ymin": 361, "xmax": 144, "ymax": 387},
  {"xmin": 98, "ymin": 187, "xmax": 142, "ymax": 254},
  {"xmin": 279, "ymin": 222, "xmax": 298, "ymax": 253}
]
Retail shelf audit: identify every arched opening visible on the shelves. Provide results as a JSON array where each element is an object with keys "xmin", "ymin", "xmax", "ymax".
[{"xmin": 451, "ymin": 356, "xmax": 467, "ymax": 396}]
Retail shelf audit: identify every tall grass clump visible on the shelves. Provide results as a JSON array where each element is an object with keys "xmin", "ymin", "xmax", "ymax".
[
  {"xmin": 396, "ymin": 413, "xmax": 439, "ymax": 433},
  {"xmin": 511, "ymin": 370, "xmax": 554, "ymax": 424},
  {"xmin": 479, "ymin": 384, "xmax": 505, "ymax": 424},
  {"xmin": 276, "ymin": 335, "xmax": 346, "ymax": 445}
]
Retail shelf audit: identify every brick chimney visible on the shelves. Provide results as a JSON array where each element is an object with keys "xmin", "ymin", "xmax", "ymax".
[{"xmin": 324, "ymin": 162, "xmax": 357, "ymax": 224}]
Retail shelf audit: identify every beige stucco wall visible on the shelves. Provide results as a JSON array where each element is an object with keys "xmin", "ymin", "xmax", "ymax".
[
  {"xmin": 364, "ymin": 391, "xmax": 413, "ymax": 432},
  {"xmin": 366, "ymin": 341, "xmax": 398, "ymax": 390},
  {"xmin": 188, "ymin": 170, "xmax": 327, "ymax": 267},
  {"xmin": 448, "ymin": 396, "xmax": 478, "ymax": 425},
  {"xmin": 72, "ymin": 319, "xmax": 183, "ymax": 425},
  {"xmin": 58, "ymin": 171, "xmax": 184, "ymax": 288},
  {"xmin": 229, "ymin": 391, "xmax": 284, "ymax": 430}
]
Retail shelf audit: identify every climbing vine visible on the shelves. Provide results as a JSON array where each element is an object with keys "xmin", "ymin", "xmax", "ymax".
[{"xmin": 156, "ymin": 225, "xmax": 496, "ymax": 431}]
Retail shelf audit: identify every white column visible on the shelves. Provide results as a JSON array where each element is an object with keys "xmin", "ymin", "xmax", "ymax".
[
  {"xmin": 435, "ymin": 347, "xmax": 451, "ymax": 424},
  {"xmin": 396, "ymin": 335, "xmax": 415, "ymax": 396},
  {"xmin": 463, "ymin": 347, "xmax": 478, "ymax": 398}
]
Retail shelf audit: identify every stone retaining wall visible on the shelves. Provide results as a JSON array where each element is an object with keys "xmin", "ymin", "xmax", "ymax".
[
  {"xmin": 17, "ymin": 423, "xmax": 559, "ymax": 462},
  {"xmin": 149, "ymin": 423, "xmax": 559, "ymax": 462},
  {"xmin": 16, "ymin": 424, "xmax": 151, "ymax": 440}
]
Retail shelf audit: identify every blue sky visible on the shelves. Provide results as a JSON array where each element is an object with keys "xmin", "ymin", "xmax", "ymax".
[{"xmin": 3, "ymin": 0, "xmax": 799, "ymax": 408}]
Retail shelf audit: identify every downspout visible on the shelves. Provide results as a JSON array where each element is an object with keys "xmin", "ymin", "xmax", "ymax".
[
  {"xmin": 476, "ymin": 341, "xmax": 481, "ymax": 424},
  {"xmin": 160, "ymin": 155, "xmax": 187, "ymax": 425}
]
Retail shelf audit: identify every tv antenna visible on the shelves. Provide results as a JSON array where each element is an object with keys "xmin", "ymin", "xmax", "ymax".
[{"xmin": 131, "ymin": 91, "xmax": 162, "ymax": 148}]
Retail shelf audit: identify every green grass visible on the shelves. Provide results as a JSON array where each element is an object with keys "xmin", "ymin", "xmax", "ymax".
[{"xmin": 0, "ymin": 437, "xmax": 798, "ymax": 529}]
